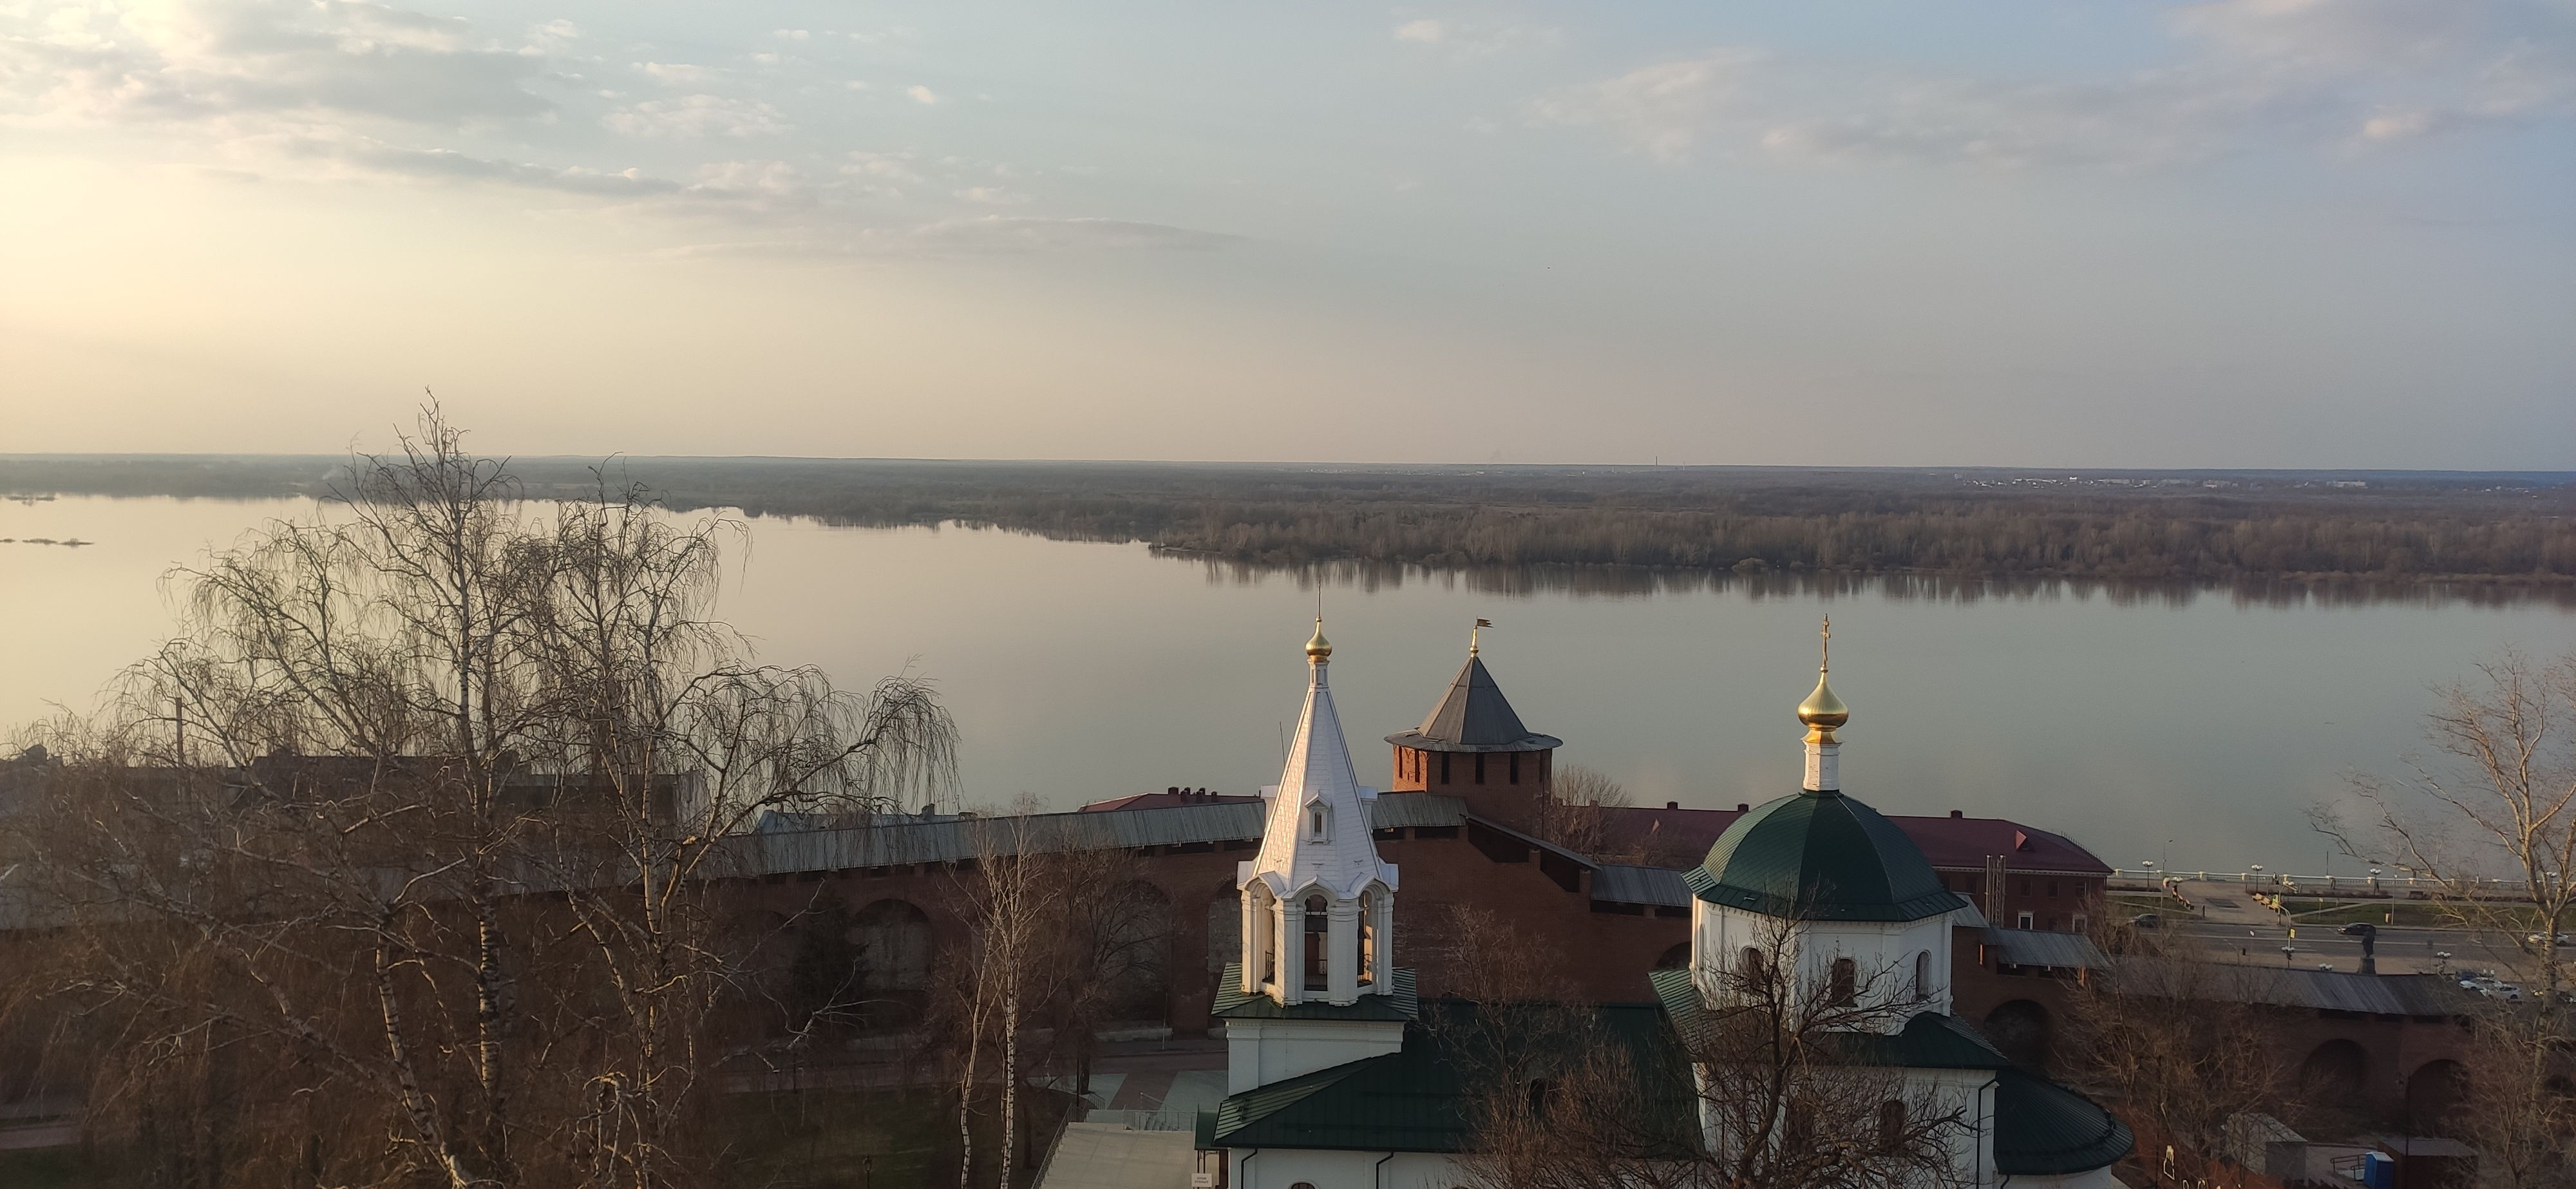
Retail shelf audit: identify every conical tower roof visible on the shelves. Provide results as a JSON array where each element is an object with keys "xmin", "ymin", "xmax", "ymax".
[
  {"xmin": 1248, "ymin": 620, "xmax": 1399, "ymax": 900},
  {"xmin": 1385, "ymin": 653, "xmax": 1563, "ymax": 754}
]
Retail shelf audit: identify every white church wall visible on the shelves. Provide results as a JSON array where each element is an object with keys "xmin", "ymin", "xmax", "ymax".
[
  {"xmin": 1229, "ymin": 1147, "xmax": 1463, "ymax": 1189},
  {"xmin": 2008, "ymin": 1167, "xmax": 2121, "ymax": 1189},
  {"xmin": 1224, "ymin": 1017, "xmax": 1407, "ymax": 1095},
  {"xmin": 1690, "ymin": 904, "xmax": 1958, "ymax": 1027}
]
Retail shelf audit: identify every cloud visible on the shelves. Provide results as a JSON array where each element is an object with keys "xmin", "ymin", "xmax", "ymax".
[
  {"xmin": 660, "ymin": 216, "xmax": 1244, "ymax": 260},
  {"xmin": 1533, "ymin": 1, "xmax": 2576, "ymax": 168},
  {"xmin": 1390, "ymin": 13, "xmax": 1553, "ymax": 58},
  {"xmin": 954, "ymin": 185, "xmax": 1027, "ymax": 204},
  {"xmin": 604, "ymin": 93, "xmax": 788, "ymax": 138},
  {"xmin": 637, "ymin": 61, "xmax": 717, "ymax": 86},
  {"xmin": 1528, "ymin": 50, "xmax": 1764, "ymax": 162},
  {"xmin": 267, "ymin": 134, "xmax": 684, "ymax": 195},
  {"xmin": 0, "ymin": 0, "xmax": 557, "ymax": 128},
  {"xmin": 907, "ymin": 84, "xmax": 939, "ymax": 105}
]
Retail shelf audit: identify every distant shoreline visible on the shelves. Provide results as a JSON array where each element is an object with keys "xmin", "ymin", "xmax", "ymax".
[{"xmin": 6, "ymin": 455, "xmax": 2572, "ymax": 589}]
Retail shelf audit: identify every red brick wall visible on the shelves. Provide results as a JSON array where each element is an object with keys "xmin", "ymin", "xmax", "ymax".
[{"xmin": 1386, "ymin": 746, "xmax": 1551, "ymax": 831}]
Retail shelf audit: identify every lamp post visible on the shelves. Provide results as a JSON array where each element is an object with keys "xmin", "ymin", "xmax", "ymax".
[{"xmin": 2280, "ymin": 944, "xmax": 2297, "ymax": 967}]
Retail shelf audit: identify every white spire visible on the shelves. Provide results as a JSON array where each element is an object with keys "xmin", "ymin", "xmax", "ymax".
[
  {"xmin": 1248, "ymin": 619, "xmax": 1398, "ymax": 900},
  {"xmin": 1238, "ymin": 617, "xmax": 1400, "ymax": 1007}
]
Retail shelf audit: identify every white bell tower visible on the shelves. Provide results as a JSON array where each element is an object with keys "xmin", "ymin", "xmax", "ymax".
[
  {"xmin": 1238, "ymin": 616, "xmax": 1399, "ymax": 1006},
  {"xmin": 1224, "ymin": 617, "xmax": 1407, "ymax": 1095}
]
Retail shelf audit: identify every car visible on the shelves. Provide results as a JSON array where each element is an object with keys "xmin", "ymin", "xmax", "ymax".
[
  {"xmin": 2130, "ymin": 913, "xmax": 2163, "ymax": 929},
  {"xmin": 2524, "ymin": 931, "xmax": 2571, "ymax": 948}
]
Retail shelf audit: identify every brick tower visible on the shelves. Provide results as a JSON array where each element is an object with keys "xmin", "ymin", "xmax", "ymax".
[{"xmin": 1382, "ymin": 622, "xmax": 1562, "ymax": 830}]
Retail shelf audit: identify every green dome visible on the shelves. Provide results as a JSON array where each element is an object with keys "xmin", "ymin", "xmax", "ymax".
[{"xmin": 1684, "ymin": 790, "xmax": 1966, "ymax": 922}]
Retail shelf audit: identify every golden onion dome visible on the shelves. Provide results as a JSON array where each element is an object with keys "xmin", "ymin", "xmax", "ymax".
[
  {"xmin": 1796, "ymin": 616, "xmax": 1848, "ymax": 739},
  {"xmin": 1305, "ymin": 616, "xmax": 1332, "ymax": 661},
  {"xmin": 1797, "ymin": 672, "xmax": 1849, "ymax": 734}
]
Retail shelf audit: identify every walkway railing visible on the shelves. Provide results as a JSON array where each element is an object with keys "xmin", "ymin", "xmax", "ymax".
[{"xmin": 2112, "ymin": 870, "xmax": 2538, "ymax": 893}]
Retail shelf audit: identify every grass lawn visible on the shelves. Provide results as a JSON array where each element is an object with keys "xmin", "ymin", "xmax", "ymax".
[
  {"xmin": 715, "ymin": 1085, "xmax": 1080, "ymax": 1189},
  {"xmin": 2107, "ymin": 895, "xmax": 2183, "ymax": 916},
  {"xmin": 0, "ymin": 1147, "xmax": 95, "ymax": 1188},
  {"xmin": 0, "ymin": 1087, "xmax": 1080, "ymax": 1189}
]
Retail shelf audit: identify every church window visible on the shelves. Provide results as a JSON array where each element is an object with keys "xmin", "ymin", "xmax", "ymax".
[
  {"xmin": 1475, "ymin": 754, "xmax": 1487, "ymax": 785},
  {"xmin": 1303, "ymin": 896, "xmax": 1329, "ymax": 991},
  {"xmin": 1829, "ymin": 957, "xmax": 1857, "ymax": 1006},
  {"xmin": 1913, "ymin": 951, "xmax": 1931, "ymax": 1002},
  {"xmin": 1358, "ymin": 891, "xmax": 1376, "ymax": 986},
  {"xmin": 1739, "ymin": 947, "xmax": 1768, "ymax": 993},
  {"xmin": 1307, "ymin": 804, "xmax": 1329, "ymax": 842},
  {"xmin": 1877, "ymin": 1100, "xmax": 1907, "ymax": 1152}
]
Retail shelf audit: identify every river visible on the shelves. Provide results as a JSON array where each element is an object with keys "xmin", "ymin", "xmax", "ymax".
[{"xmin": 6, "ymin": 495, "xmax": 2571, "ymax": 873}]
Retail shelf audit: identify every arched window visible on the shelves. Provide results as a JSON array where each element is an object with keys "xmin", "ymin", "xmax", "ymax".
[
  {"xmin": 1913, "ymin": 950, "xmax": 1931, "ymax": 1002},
  {"xmin": 1830, "ymin": 956, "xmax": 1858, "ymax": 1005},
  {"xmin": 1307, "ymin": 803, "xmax": 1330, "ymax": 842},
  {"xmin": 1357, "ymin": 890, "xmax": 1376, "ymax": 987},
  {"xmin": 1303, "ymin": 895, "xmax": 1330, "ymax": 991},
  {"xmin": 1877, "ymin": 1100, "xmax": 1907, "ymax": 1152},
  {"xmin": 1739, "ymin": 946, "xmax": 1768, "ymax": 994}
]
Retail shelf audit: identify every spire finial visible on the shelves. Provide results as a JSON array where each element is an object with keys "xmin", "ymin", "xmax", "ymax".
[
  {"xmin": 1797, "ymin": 617, "xmax": 1849, "ymax": 743},
  {"xmin": 1470, "ymin": 618, "xmax": 1491, "ymax": 656},
  {"xmin": 1305, "ymin": 612, "xmax": 1332, "ymax": 663}
]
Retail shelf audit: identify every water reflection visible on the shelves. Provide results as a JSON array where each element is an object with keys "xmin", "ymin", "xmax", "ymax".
[{"xmin": 1164, "ymin": 549, "xmax": 2576, "ymax": 610}]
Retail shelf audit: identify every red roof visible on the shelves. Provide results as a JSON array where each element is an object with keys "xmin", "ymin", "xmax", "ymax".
[{"xmin": 1595, "ymin": 803, "xmax": 2108, "ymax": 877}]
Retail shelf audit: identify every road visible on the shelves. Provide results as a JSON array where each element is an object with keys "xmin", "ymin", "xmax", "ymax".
[{"xmin": 2141, "ymin": 881, "xmax": 2548, "ymax": 984}]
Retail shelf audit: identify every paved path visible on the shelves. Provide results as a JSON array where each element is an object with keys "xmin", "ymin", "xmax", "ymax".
[{"xmin": 1036, "ymin": 1122, "xmax": 1194, "ymax": 1189}]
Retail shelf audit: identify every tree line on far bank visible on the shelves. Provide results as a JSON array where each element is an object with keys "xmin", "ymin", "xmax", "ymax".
[{"xmin": 10, "ymin": 455, "xmax": 2572, "ymax": 585}]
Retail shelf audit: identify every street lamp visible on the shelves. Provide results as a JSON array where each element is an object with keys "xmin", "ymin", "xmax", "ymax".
[{"xmin": 2280, "ymin": 944, "xmax": 2297, "ymax": 967}]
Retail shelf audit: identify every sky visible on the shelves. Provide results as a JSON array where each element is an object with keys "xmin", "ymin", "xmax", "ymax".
[{"xmin": 2, "ymin": 0, "xmax": 2571, "ymax": 468}]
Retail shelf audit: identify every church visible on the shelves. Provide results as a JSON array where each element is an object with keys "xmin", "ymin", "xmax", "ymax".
[{"xmin": 1192, "ymin": 619, "xmax": 2133, "ymax": 1188}]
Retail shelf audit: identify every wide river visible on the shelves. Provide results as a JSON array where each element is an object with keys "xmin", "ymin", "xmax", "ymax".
[{"xmin": 6, "ymin": 495, "xmax": 2573, "ymax": 875}]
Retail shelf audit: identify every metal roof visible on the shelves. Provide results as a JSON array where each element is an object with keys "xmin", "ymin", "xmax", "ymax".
[
  {"xmin": 1994, "ymin": 1067, "xmax": 2134, "ymax": 1175},
  {"xmin": 711, "ymin": 793, "xmax": 1476, "ymax": 878},
  {"xmin": 2103, "ymin": 960, "xmax": 2480, "ymax": 1016},
  {"xmin": 1208, "ymin": 1000, "xmax": 1692, "ymax": 1154},
  {"xmin": 1983, "ymin": 927, "xmax": 2109, "ymax": 970},
  {"xmin": 1591, "ymin": 863, "xmax": 1692, "ymax": 908},
  {"xmin": 1383, "ymin": 654, "xmax": 1562, "ymax": 754},
  {"xmin": 1688, "ymin": 790, "xmax": 1971, "ymax": 922},
  {"xmin": 1211, "ymin": 963, "xmax": 1418, "ymax": 1021}
]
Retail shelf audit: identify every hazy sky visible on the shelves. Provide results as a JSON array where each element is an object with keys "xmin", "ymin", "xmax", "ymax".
[{"xmin": 4, "ymin": 1, "xmax": 2570, "ymax": 466}]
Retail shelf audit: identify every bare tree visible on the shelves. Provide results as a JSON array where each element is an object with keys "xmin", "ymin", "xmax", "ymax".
[
  {"xmin": 2060, "ymin": 938, "xmax": 2295, "ymax": 1182},
  {"xmin": 2321, "ymin": 651, "xmax": 2576, "ymax": 1011},
  {"xmin": 1433, "ymin": 906, "xmax": 1971, "ymax": 1189},
  {"xmin": 7, "ymin": 407, "xmax": 955, "ymax": 1188},
  {"xmin": 2467, "ymin": 1008, "xmax": 2576, "ymax": 1188},
  {"xmin": 1528, "ymin": 763, "xmax": 1631, "ymax": 859}
]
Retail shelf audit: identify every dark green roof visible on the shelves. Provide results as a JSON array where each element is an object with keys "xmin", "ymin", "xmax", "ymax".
[
  {"xmin": 1994, "ymin": 1067, "xmax": 2133, "ymax": 1175},
  {"xmin": 1207, "ymin": 1000, "xmax": 1693, "ymax": 1154},
  {"xmin": 1687, "ymin": 790, "xmax": 1968, "ymax": 922},
  {"xmin": 1211, "ymin": 963, "xmax": 1419, "ymax": 1022}
]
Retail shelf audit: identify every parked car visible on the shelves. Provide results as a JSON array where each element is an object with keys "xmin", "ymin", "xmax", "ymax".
[
  {"xmin": 2130, "ymin": 913, "xmax": 2163, "ymax": 929},
  {"xmin": 2524, "ymin": 931, "xmax": 2571, "ymax": 948}
]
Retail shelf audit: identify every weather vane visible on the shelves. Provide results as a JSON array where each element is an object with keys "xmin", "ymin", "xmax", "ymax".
[{"xmin": 1471, "ymin": 618, "xmax": 1492, "ymax": 654}]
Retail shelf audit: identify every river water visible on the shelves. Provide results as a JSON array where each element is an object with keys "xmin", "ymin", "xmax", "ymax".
[{"xmin": 6, "ymin": 495, "xmax": 2572, "ymax": 874}]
